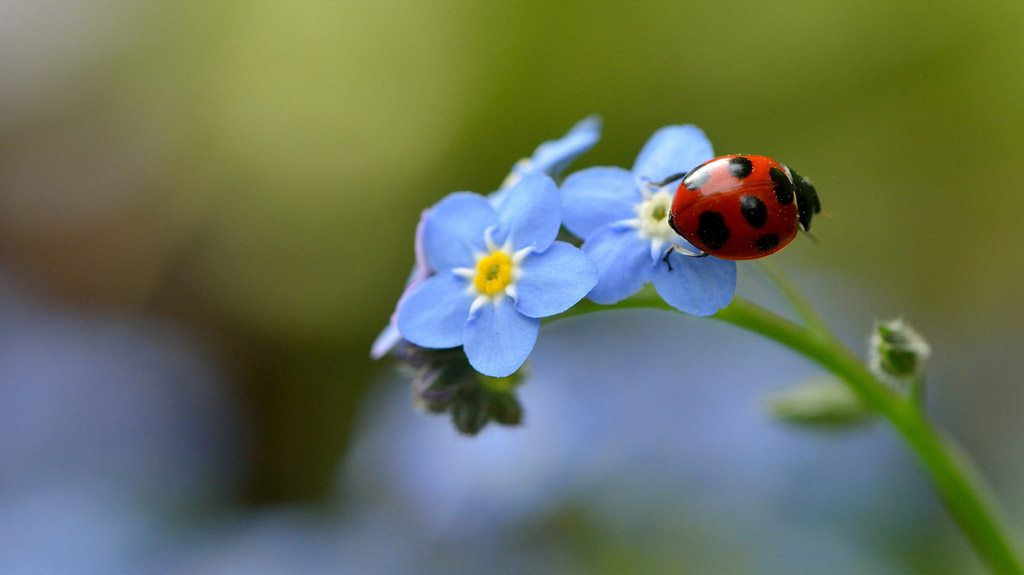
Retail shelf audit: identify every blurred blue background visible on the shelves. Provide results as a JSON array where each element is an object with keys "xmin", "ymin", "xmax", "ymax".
[{"xmin": 2, "ymin": 0, "xmax": 1024, "ymax": 572}]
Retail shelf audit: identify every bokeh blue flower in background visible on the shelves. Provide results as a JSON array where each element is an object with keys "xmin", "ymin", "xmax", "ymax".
[{"xmin": 0, "ymin": 274, "xmax": 242, "ymax": 574}]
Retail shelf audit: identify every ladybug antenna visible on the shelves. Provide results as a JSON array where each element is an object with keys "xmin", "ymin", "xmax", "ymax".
[{"xmin": 647, "ymin": 170, "xmax": 692, "ymax": 189}]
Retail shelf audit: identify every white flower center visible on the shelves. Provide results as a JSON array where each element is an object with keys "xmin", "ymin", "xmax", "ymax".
[{"xmin": 632, "ymin": 187, "xmax": 676, "ymax": 243}]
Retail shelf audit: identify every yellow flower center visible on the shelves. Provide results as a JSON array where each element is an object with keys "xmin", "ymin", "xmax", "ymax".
[
  {"xmin": 474, "ymin": 251, "xmax": 513, "ymax": 295},
  {"xmin": 452, "ymin": 228, "xmax": 531, "ymax": 313}
]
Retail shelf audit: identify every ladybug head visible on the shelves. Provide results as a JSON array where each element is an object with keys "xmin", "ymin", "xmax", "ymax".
[{"xmin": 788, "ymin": 167, "xmax": 821, "ymax": 232}]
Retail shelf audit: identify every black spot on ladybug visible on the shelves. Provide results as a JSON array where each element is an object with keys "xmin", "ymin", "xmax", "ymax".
[
  {"xmin": 755, "ymin": 233, "xmax": 780, "ymax": 252},
  {"xmin": 739, "ymin": 195, "xmax": 767, "ymax": 229},
  {"xmin": 696, "ymin": 211, "xmax": 730, "ymax": 250},
  {"xmin": 769, "ymin": 167, "xmax": 795, "ymax": 205},
  {"xmin": 683, "ymin": 166, "xmax": 710, "ymax": 190},
  {"xmin": 728, "ymin": 156, "xmax": 754, "ymax": 179}
]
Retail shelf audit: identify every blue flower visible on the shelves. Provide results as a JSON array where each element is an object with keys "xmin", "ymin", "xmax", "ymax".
[
  {"xmin": 373, "ymin": 116, "xmax": 601, "ymax": 359},
  {"xmin": 396, "ymin": 173, "xmax": 597, "ymax": 377},
  {"xmin": 560, "ymin": 125, "xmax": 736, "ymax": 315},
  {"xmin": 489, "ymin": 115, "xmax": 602, "ymax": 210}
]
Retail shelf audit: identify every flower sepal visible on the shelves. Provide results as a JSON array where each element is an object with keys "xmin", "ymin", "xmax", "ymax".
[
  {"xmin": 395, "ymin": 342, "xmax": 525, "ymax": 435},
  {"xmin": 448, "ymin": 373, "xmax": 525, "ymax": 435}
]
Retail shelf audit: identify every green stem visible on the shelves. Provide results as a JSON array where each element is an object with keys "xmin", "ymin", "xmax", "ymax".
[
  {"xmin": 549, "ymin": 292, "xmax": 1022, "ymax": 574},
  {"xmin": 715, "ymin": 298, "xmax": 1021, "ymax": 574},
  {"xmin": 755, "ymin": 259, "xmax": 831, "ymax": 336}
]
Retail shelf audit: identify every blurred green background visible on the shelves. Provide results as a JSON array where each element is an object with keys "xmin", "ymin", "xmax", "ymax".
[{"xmin": 3, "ymin": 0, "xmax": 1024, "ymax": 520}]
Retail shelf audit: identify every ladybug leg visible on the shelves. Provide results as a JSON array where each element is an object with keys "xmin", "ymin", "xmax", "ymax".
[
  {"xmin": 661, "ymin": 244, "xmax": 708, "ymax": 270},
  {"xmin": 647, "ymin": 172, "xmax": 689, "ymax": 189},
  {"xmin": 800, "ymin": 228, "xmax": 820, "ymax": 244}
]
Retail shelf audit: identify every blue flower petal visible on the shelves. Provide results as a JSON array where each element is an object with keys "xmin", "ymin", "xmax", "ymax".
[
  {"xmin": 411, "ymin": 206, "xmax": 433, "ymax": 277},
  {"xmin": 514, "ymin": 241, "xmax": 598, "ymax": 318},
  {"xmin": 371, "ymin": 266, "xmax": 427, "ymax": 359},
  {"xmin": 494, "ymin": 172, "xmax": 561, "ymax": 252},
  {"xmin": 463, "ymin": 301, "xmax": 540, "ymax": 377},
  {"xmin": 582, "ymin": 226, "xmax": 654, "ymax": 304},
  {"xmin": 651, "ymin": 251, "xmax": 736, "ymax": 316},
  {"xmin": 631, "ymin": 125, "xmax": 714, "ymax": 182},
  {"xmin": 396, "ymin": 272, "xmax": 475, "ymax": 349},
  {"xmin": 370, "ymin": 323, "xmax": 402, "ymax": 360},
  {"xmin": 422, "ymin": 192, "xmax": 496, "ymax": 272},
  {"xmin": 485, "ymin": 186, "xmax": 512, "ymax": 211},
  {"xmin": 560, "ymin": 167, "xmax": 640, "ymax": 239},
  {"xmin": 527, "ymin": 115, "xmax": 602, "ymax": 178}
]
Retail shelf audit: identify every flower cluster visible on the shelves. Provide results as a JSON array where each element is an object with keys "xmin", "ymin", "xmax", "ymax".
[
  {"xmin": 371, "ymin": 116, "xmax": 602, "ymax": 361},
  {"xmin": 373, "ymin": 118, "xmax": 738, "ymax": 433}
]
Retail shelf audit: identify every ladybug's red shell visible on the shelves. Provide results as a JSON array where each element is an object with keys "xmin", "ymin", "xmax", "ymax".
[{"xmin": 669, "ymin": 155, "xmax": 816, "ymax": 260}]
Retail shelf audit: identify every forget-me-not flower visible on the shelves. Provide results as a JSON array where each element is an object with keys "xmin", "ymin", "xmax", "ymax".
[
  {"xmin": 560, "ymin": 125, "xmax": 736, "ymax": 315},
  {"xmin": 396, "ymin": 173, "xmax": 597, "ymax": 377},
  {"xmin": 489, "ymin": 115, "xmax": 602, "ymax": 209},
  {"xmin": 372, "ymin": 116, "xmax": 602, "ymax": 360}
]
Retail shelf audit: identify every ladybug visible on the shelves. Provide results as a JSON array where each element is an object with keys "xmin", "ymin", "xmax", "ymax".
[{"xmin": 654, "ymin": 155, "xmax": 821, "ymax": 260}]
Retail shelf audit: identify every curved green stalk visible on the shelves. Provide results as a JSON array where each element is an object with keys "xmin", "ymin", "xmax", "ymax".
[
  {"xmin": 549, "ymin": 290, "xmax": 1022, "ymax": 574},
  {"xmin": 715, "ymin": 298, "xmax": 1021, "ymax": 575}
]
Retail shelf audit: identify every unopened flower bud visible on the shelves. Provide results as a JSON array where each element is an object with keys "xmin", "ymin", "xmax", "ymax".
[
  {"xmin": 393, "ymin": 341, "xmax": 525, "ymax": 435},
  {"xmin": 868, "ymin": 318, "xmax": 931, "ymax": 382}
]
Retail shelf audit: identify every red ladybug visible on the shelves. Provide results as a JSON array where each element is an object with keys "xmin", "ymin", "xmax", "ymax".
[{"xmin": 655, "ymin": 155, "xmax": 821, "ymax": 260}]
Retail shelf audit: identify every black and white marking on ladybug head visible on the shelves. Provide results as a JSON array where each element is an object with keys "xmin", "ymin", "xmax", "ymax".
[
  {"xmin": 682, "ymin": 165, "xmax": 711, "ymax": 191},
  {"xmin": 787, "ymin": 167, "xmax": 821, "ymax": 232}
]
